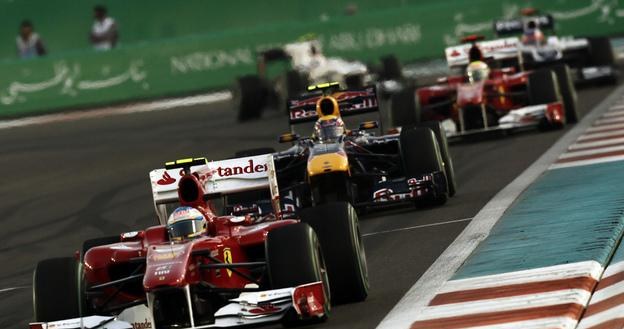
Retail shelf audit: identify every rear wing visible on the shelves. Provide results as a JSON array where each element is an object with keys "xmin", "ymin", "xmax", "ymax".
[
  {"xmin": 150, "ymin": 154, "xmax": 280, "ymax": 222},
  {"xmin": 445, "ymin": 37, "xmax": 519, "ymax": 68},
  {"xmin": 287, "ymin": 86, "xmax": 379, "ymax": 125},
  {"xmin": 493, "ymin": 15, "xmax": 555, "ymax": 36}
]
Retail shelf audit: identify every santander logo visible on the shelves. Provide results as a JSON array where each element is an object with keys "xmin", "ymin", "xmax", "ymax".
[
  {"xmin": 217, "ymin": 159, "xmax": 268, "ymax": 177},
  {"xmin": 157, "ymin": 171, "xmax": 176, "ymax": 185}
]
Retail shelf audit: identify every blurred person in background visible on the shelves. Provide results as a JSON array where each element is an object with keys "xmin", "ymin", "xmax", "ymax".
[
  {"xmin": 90, "ymin": 5, "xmax": 118, "ymax": 51},
  {"xmin": 16, "ymin": 20, "xmax": 46, "ymax": 59}
]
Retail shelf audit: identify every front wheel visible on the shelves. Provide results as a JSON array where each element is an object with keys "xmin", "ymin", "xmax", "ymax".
[
  {"xmin": 33, "ymin": 257, "xmax": 81, "ymax": 322},
  {"xmin": 266, "ymin": 223, "xmax": 329, "ymax": 325},
  {"xmin": 400, "ymin": 127, "xmax": 448, "ymax": 206},
  {"xmin": 300, "ymin": 202, "xmax": 368, "ymax": 304}
]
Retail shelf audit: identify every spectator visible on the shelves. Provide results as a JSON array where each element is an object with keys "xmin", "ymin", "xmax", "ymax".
[
  {"xmin": 16, "ymin": 20, "xmax": 46, "ymax": 59},
  {"xmin": 90, "ymin": 5, "xmax": 118, "ymax": 51}
]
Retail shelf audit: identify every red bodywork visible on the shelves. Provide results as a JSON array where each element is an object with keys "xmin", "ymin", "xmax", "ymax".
[
  {"xmin": 82, "ymin": 172, "xmax": 298, "ymax": 312},
  {"xmin": 417, "ymin": 68, "xmax": 530, "ymax": 122}
]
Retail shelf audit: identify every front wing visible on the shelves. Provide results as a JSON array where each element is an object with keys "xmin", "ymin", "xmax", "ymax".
[
  {"xmin": 446, "ymin": 102, "xmax": 564, "ymax": 141},
  {"xmin": 29, "ymin": 282, "xmax": 326, "ymax": 329}
]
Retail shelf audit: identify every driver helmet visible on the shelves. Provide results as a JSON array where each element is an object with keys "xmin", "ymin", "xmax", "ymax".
[
  {"xmin": 313, "ymin": 96, "xmax": 346, "ymax": 142},
  {"xmin": 313, "ymin": 116, "xmax": 346, "ymax": 142},
  {"xmin": 522, "ymin": 20, "xmax": 544, "ymax": 45},
  {"xmin": 167, "ymin": 206, "xmax": 207, "ymax": 241},
  {"xmin": 466, "ymin": 61, "xmax": 490, "ymax": 83}
]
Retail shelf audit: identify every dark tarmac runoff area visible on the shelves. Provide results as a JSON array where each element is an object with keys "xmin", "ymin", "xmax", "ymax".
[{"xmin": 0, "ymin": 83, "xmax": 618, "ymax": 329}]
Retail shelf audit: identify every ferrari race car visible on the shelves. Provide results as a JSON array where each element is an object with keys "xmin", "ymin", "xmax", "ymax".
[
  {"xmin": 234, "ymin": 39, "xmax": 406, "ymax": 121},
  {"xmin": 390, "ymin": 35, "xmax": 579, "ymax": 139},
  {"xmin": 272, "ymin": 82, "xmax": 456, "ymax": 213},
  {"xmin": 488, "ymin": 9, "xmax": 617, "ymax": 84},
  {"xmin": 31, "ymin": 154, "xmax": 368, "ymax": 328}
]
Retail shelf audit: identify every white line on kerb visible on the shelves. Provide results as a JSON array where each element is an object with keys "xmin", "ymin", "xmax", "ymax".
[
  {"xmin": 375, "ymin": 84, "xmax": 624, "ymax": 329},
  {"xmin": 363, "ymin": 217, "xmax": 473, "ymax": 237},
  {"xmin": 0, "ymin": 286, "xmax": 28, "ymax": 293}
]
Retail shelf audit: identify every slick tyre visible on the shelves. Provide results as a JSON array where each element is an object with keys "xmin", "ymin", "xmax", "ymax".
[
  {"xmin": 400, "ymin": 127, "xmax": 448, "ymax": 205},
  {"xmin": 33, "ymin": 257, "xmax": 81, "ymax": 322},
  {"xmin": 551, "ymin": 64, "xmax": 579, "ymax": 123},
  {"xmin": 390, "ymin": 88, "xmax": 421, "ymax": 128},
  {"xmin": 235, "ymin": 75, "xmax": 268, "ymax": 122},
  {"xmin": 528, "ymin": 69, "xmax": 561, "ymax": 105},
  {"xmin": 528, "ymin": 69, "xmax": 563, "ymax": 129},
  {"xmin": 417, "ymin": 121, "xmax": 456, "ymax": 197},
  {"xmin": 588, "ymin": 37, "xmax": 616, "ymax": 67},
  {"xmin": 379, "ymin": 55, "xmax": 403, "ymax": 80},
  {"xmin": 266, "ymin": 223, "xmax": 329, "ymax": 326},
  {"xmin": 300, "ymin": 202, "xmax": 368, "ymax": 304}
]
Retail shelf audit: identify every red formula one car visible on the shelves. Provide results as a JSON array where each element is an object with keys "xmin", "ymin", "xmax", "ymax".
[
  {"xmin": 31, "ymin": 154, "xmax": 368, "ymax": 329},
  {"xmin": 390, "ymin": 35, "xmax": 579, "ymax": 139}
]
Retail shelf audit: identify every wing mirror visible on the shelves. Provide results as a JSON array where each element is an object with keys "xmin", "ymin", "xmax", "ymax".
[
  {"xmin": 279, "ymin": 132, "xmax": 300, "ymax": 143},
  {"xmin": 359, "ymin": 121, "xmax": 379, "ymax": 130}
]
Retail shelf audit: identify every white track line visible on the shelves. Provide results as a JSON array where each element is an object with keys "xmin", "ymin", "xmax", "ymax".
[
  {"xmin": 0, "ymin": 286, "xmax": 28, "ymax": 294},
  {"xmin": 376, "ymin": 84, "xmax": 624, "ymax": 329},
  {"xmin": 362, "ymin": 217, "xmax": 473, "ymax": 237},
  {"xmin": 0, "ymin": 91, "xmax": 232, "ymax": 130}
]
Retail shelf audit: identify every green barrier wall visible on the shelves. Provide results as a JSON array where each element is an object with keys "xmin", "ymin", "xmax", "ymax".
[{"xmin": 1, "ymin": 0, "xmax": 623, "ymax": 118}]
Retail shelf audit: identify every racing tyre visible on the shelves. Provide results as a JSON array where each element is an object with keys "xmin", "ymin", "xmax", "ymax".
[
  {"xmin": 551, "ymin": 64, "xmax": 579, "ymax": 124},
  {"xmin": 275, "ymin": 70, "xmax": 309, "ymax": 114},
  {"xmin": 300, "ymin": 202, "xmax": 368, "ymax": 304},
  {"xmin": 379, "ymin": 55, "xmax": 403, "ymax": 80},
  {"xmin": 266, "ymin": 223, "xmax": 329, "ymax": 325},
  {"xmin": 310, "ymin": 172, "xmax": 350, "ymax": 206},
  {"xmin": 345, "ymin": 73, "xmax": 366, "ymax": 89},
  {"xmin": 528, "ymin": 69, "xmax": 563, "ymax": 129},
  {"xmin": 235, "ymin": 75, "xmax": 268, "ymax": 122},
  {"xmin": 400, "ymin": 127, "xmax": 448, "ymax": 205},
  {"xmin": 390, "ymin": 88, "xmax": 421, "ymax": 128},
  {"xmin": 33, "ymin": 257, "xmax": 81, "ymax": 322},
  {"xmin": 234, "ymin": 147, "xmax": 276, "ymax": 158},
  {"xmin": 588, "ymin": 37, "xmax": 616, "ymax": 67},
  {"xmin": 417, "ymin": 121, "xmax": 456, "ymax": 197}
]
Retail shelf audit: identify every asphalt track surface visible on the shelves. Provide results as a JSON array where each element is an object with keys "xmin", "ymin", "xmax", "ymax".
[{"xmin": 0, "ymin": 84, "xmax": 618, "ymax": 329}]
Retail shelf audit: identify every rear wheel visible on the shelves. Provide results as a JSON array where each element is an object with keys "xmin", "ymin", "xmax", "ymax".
[
  {"xmin": 266, "ymin": 223, "xmax": 329, "ymax": 325},
  {"xmin": 235, "ymin": 75, "xmax": 269, "ymax": 122},
  {"xmin": 275, "ymin": 71, "xmax": 308, "ymax": 114},
  {"xmin": 390, "ymin": 88, "xmax": 421, "ymax": 128},
  {"xmin": 528, "ymin": 69, "xmax": 563, "ymax": 129},
  {"xmin": 551, "ymin": 64, "xmax": 579, "ymax": 123},
  {"xmin": 379, "ymin": 55, "xmax": 403, "ymax": 81},
  {"xmin": 33, "ymin": 257, "xmax": 81, "ymax": 322},
  {"xmin": 588, "ymin": 37, "xmax": 616, "ymax": 67},
  {"xmin": 300, "ymin": 202, "xmax": 368, "ymax": 304},
  {"xmin": 400, "ymin": 127, "xmax": 448, "ymax": 205}
]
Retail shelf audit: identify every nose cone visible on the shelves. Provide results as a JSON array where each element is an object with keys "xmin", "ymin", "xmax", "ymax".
[
  {"xmin": 308, "ymin": 152, "xmax": 349, "ymax": 176},
  {"xmin": 143, "ymin": 243, "xmax": 194, "ymax": 291}
]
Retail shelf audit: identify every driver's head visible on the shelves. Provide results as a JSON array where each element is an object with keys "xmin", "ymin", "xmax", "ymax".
[
  {"xmin": 314, "ymin": 116, "xmax": 346, "ymax": 142},
  {"xmin": 167, "ymin": 206, "xmax": 207, "ymax": 241},
  {"xmin": 466, "ymin": 61, "xmax": 490, "ymax": 83},
  {"xmin": 314, "ymin": 96, "xmax": 345, "ymax": 142}
]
